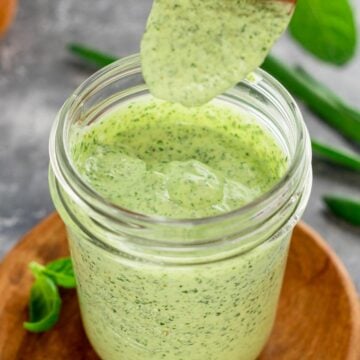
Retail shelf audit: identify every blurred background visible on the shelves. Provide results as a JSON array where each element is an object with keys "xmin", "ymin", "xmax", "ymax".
[{"xmin": 0, "ymin": 0, "xmax": 359, "ymax": 287}]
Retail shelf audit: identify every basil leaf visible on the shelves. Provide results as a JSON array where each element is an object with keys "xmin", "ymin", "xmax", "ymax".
[
  {"xmin": 23, "ymin": 274, "xmax": 62, "ymax": 333},
  {"xmin": 43, "ymin": 257, "xmax": 76, "ymax": 289},
  {"xmin": 29, "ymin": 258, "xmax": 76, "ymax": 289},
  {"xmin": 324, "ymin": 196, "xmax": 360, "ymax": 226},
  {"xmin": 289, "ymin": 0, "xmax": 357, "ymax": 65}
]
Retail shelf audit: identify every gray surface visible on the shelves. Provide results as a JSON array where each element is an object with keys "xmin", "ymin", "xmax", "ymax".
[{"xmin": 0, "ymin": 1, "xmax": 359, "ymax": 288}]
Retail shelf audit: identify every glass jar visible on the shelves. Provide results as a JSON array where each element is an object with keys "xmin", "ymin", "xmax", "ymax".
[{"xmin": 49, "ymin": 54, "xmax": 312, "ymax": 360}]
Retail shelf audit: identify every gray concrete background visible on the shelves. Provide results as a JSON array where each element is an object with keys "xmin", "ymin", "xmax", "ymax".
[{"xmin": 0, "ymin": 1, "xmax": 359, "ymax": 287}]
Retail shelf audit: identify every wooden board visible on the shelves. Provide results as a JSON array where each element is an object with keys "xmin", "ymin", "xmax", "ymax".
[{"xmin": 0, "ymin": 213, "xmax": 359, "ymax": 360}]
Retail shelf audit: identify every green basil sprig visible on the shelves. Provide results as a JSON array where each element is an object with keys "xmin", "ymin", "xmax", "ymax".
[
  {"xmin": 29, "ymin": 257, "xmax": 76, "ymax": 288},
  {"xmin": 24, "ymin": 257, "xmax": 75, "ymax": 333},
  {"xmin": 23, "ymin": 274, "xmax": 62, "ymax": 333}
]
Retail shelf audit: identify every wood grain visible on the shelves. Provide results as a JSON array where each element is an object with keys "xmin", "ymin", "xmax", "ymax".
[{"xmin": 0, "ymin": 213, "xmax": 359, "ymax": 360}]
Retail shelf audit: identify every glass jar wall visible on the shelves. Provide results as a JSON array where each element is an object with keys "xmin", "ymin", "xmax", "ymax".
[{"xmin": 49, "ymin": 55, "xmax": 312, "ymax": 360}]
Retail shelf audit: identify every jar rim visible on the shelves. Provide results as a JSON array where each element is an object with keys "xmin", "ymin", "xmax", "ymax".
[{"xmin": 50, "ymin": 53, "xmax": 310, "ymax": 231}]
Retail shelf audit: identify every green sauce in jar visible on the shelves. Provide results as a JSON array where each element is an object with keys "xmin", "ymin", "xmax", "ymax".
[
  {"xmin": 72, "ymin": 97, "xmax": 287, "ymax": 218},
  {"xmin": 66, "ymin": 96, "xmax": 290, "ymax": 359}
]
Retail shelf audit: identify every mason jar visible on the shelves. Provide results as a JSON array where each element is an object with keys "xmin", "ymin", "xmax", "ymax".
[{"xmin": 49, "ymin": 54, "xmax": 312, "ymax": 360}]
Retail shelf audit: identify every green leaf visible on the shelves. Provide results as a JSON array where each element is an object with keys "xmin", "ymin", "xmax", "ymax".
[
  {"xmin": 67, "ymin": 43, "xmax": 118, "ymax": 68},
  {"xmin": 28, "ymin": 261, "xmax": 45, "ymax": 277},
  {"xmin": 44, "ymin": 258, "xmax": 76, "ymax": 289},
  {"xmin": 324, "ymin": 196, "xmax": 360, "ymax": 226},
  {"xmin": 289, "ymin": 0, "xmax": 357, "ymax": 65},
  {"xmin": 261, "ymin": 55, "xmax": 360, "ymax": 142},
  {"xmin": 29, "ymin": 258, "xmax": 76, "ymax": 289},
  {"xmin": 312, "ymin": 140, "xmax": 360, "ymax": 171},
  {"xmin": 23, "ymin": 274, "xmax": 62, "ymax": 333}
]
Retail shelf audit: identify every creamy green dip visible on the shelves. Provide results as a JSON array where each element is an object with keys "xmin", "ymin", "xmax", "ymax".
[
  {"xmin": 67, "ymin": 97, "xmax": 290, "ymax": 359},
  {"xmin": 70, "ymin": 227, "xmax": 290, "ymax": 360},
  {"xmin": 72, "ymin": 98, "xmax": 287, "ymax": 218},
  {"xmin": 141, "ymin": 0, "xmax": 294, "ymax": 106}
]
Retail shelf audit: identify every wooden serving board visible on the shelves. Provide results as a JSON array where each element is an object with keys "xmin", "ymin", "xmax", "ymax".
[{"xmin": 0, "ymin": 213, "xmax": 359, "ymax": 360}]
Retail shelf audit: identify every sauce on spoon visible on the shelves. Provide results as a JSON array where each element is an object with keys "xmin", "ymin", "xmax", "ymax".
[{"xmin": 141, "ymin": 0, "xmax": 295, "ymax": 106}]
